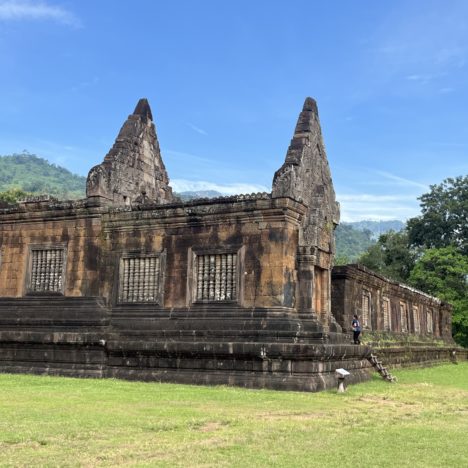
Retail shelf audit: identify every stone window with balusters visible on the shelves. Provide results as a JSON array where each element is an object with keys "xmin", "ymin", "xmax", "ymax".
[
  {"xmin": 27, "ymin": 246, "xmax": 66, "ymax": 294},
  {"xmin": 195, "ymin": 252, "xmax": 238, "ymax": 302},
  {"xmin": 118, "ymin": 253, "xmax": 164, "ymax": 303}
]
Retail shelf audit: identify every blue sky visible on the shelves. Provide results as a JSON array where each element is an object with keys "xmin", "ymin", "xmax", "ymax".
[{"xmin": 1, "ymin": 0, "xmax": 467, "ymax": 221}]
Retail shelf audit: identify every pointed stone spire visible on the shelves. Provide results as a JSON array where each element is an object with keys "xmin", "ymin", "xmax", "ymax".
[
  {"xmin": 86, "ymin": 98, "xmax": 173, "ymax": 205},
  {"xmin": 133, "ymin": 98, "xmax": 153, "ymax": 122},
  {"xmin": 273, "ymin": 98, "xmax": 324, "ymax": 195},
  {"xmin": 293, "ymin": 97, "xmax": 318, "ymax": 135},
  {"xmin": 272, "ymin": 97, "xmax": 340, "ymax": 244}
]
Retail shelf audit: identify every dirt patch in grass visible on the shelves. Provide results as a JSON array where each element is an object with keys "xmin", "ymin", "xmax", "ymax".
[
  {"xmin": 199, "ymin": 421, "xmax": 225, "ymax": 432},
  {"xmin": 258, "ymin": 411, "xmax": 328, "ymax": 421}
]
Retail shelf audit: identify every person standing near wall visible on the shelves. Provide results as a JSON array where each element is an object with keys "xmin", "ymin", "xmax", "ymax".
[{"xmin": 352, "ymin": 315, "xmax": 361, "ymax": 344}]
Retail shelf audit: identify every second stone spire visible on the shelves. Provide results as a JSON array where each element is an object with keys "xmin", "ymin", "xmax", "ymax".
[{"xmin": 86, "ymin": 98, "xmax": 173, "ymax": 206}]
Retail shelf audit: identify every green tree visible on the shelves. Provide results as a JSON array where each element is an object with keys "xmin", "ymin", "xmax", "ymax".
[
  {"xmin": 407, "ymin": 176, "xmax": 468, "ymax": 255},
  {"xmin": 409, "ymin": 247, "xmax": 468, "ymax": 347},
  {"xmin": 0, "ymin": 187, "xmax": 30, "ymax": 203},
  {"xmin": 358, "ymin": 230, "xmax": 417, "ymax": 283}
]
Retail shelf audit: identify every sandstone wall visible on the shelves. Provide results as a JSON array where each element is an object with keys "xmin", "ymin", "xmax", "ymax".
[
  {"xmin": 331, "ymin": 264, "xmax": 453, "ymax": 343},
  {"xmin": 0, "ymin": 198, "xmax": 103, "ymax": 298},
  {"xmin": 0, "ymin": 194, "xmax": 306, "ymax": 311},
  {"xmin": 99, "ymin": 194, "xmax": 303, "ymax": 309}
]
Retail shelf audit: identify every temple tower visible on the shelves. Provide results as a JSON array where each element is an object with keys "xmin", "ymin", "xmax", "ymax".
[
  {"xmin": 86, "ymin": 98, "xmax": 173, "ymax": 206},
  {"xmin": 272, "ymin": 97, "xmax": 340, "ymax": 330}
]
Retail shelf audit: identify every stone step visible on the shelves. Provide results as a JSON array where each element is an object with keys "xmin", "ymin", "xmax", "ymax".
[{"xmin": 368, "ymin": 353, "xmax": 397, "ymax": 383}]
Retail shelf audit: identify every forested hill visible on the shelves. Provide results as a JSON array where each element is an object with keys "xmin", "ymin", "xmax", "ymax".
[
  {"xmin": 0, "ymin": 153, "xmax": 86, "ymax": 199},
  {"xmin": 334, "ymin": 223, "xmax": 375, "ymax": 263}
]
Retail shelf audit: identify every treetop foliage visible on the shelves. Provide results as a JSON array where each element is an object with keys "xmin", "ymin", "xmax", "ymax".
[
  {"xmin": 407, "ymin": 176, "xmax": 468, "ymax": 255},
  {"xmin": 358, "ymin": 230, "xmax": 417, "ymax": 283}
]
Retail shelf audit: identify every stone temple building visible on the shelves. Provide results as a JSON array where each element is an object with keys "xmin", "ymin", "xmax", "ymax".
[{"xmin": 0, "ymin": 98, "xmax": 461, "ymax": 391}]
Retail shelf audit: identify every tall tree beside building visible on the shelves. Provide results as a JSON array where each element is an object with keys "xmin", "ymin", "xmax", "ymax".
[
  {"xmin": 358, "ymin": 230, "xmax": 417, "ymax": 283},
  {"xmin": 407, "ymin": 176, "xmax": 468, "ymax": 255},
  {"xmin": 409, "ymin": 247, "xmax": 468, "ymax": 347},
  {"xmin": 358, "ymin": 175, "xmax": 468, "ymax": 346}
]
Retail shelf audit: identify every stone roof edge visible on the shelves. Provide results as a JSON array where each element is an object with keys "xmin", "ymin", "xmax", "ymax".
[
  {"xmin": 0, "ymin": 197, "xmax": 102, "ymax": 215},
  {"xmin": 0, "ymin": 192, "xmax": 275, "ymax": 215},
  {"xmin": 133, "ymin": 191, "xmax": 273, "ymax": 210},
  {"xmin": 109, "ymin": 192, "xmax": 307, "ymax": 213}
]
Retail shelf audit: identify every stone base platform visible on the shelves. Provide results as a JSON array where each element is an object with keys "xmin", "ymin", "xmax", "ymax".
[
  {"xmin": 372, "ymin": 343, "xmax": 468, "ymax": 368},
  {"xmin": 0, "ymin": 298, "xmax": 374, "ymax": 391}
]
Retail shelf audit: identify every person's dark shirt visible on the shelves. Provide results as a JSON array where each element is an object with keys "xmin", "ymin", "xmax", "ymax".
[{"xmin": 352, "ymin": 319, "xmax": 361, "ymax": 332}]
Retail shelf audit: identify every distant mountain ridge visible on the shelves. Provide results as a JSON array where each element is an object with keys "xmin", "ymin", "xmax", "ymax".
[
  {"xmin": 345, "ymin": 220, "xmax": 405, "ymax": 239},
  {"xmin": 175, "ymin": 190, "xmax": 223, "ymax": 201}
]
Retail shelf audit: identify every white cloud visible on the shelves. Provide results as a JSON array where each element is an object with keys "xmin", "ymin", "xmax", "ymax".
[
  {"xmin": 170, "ymin": 181, "xmax": 419, "ymax": 221},
  {"xmin": 170, "ymin": 178, "xmax": 269, "ymax": 195},
  {"xmin": 439, "ymin": 87, "xmax": 454, "ymax": 94},
  {"xmin": 405, "ymin": 74, "xmax": 436, "ymax": 84},
  {"xmin": 337, "ymin": 192, "xmax": 420, "ymax": 222},
  {"xmin": 71, "ymin": 76, "xmax": 100, "ymax": 92},
  {"xmin": 374, "ymin": 170, "xmax": 428, "ymax": 190},
  {"xmin": 337, "ymin": 194, "xmax": 416, "ymax": 203},
  {"xmin": 0, "ymin": 1, "xmax": 81, "ymax": 27},
  {"xmin": 186, "ymin": 122, "xmax": 208, "ymax": 136}
]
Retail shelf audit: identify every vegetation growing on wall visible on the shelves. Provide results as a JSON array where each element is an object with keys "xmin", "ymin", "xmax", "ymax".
[{"xmin": 0, "ymin": 187, "xmax": 31, "ymax": 204}]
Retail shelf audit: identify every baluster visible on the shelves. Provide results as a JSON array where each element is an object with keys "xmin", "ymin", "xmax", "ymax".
[
  {"xmin": 226, "ymin": 254, "xmax": 232, "ymax": 300},
  {"xmin": 154, "ymin": 257, "xmax": 160, "ymax": 302},
  {"xmin": 134, "ymin": 258, "xmax": 139, "ymax": 302},
  {"xmin": 136, "ymin": 259, "xmax": 141, "ymax": 301},
  {"xmin": 220, "ymin": 254, "xmax": 227, "ymax": 300},
  {"xmin": 138, "ymin": 259, "xmax": 144, "ymax": 301},
  {"xmin": 48, "ymin": 250, "xmax": 53, "ymax": 291},
  {"xmin": 31, "ymin": 251, "xmax": 38, "ymax": 291},
  {"xmin": 129, "ymin": 258, "xmax": 135, "ymax": 302},
  {"xmin": 208, "ymin": 255, "xmax": 215, "ymax": 300},
  {"xmin": 125, "ymin": 259, "xmax": 131, "ymax": 302},
  {"xmin": 197, "ymin": 255, "xmax": 204, "ymax": 300},
  {"xmin": 147, "ymin": 258, "xmax": 152, "ymax": 301},
  {"xmin": 54, "ymin": 250, "xmax": 60, "ymax": 291},
  {"xmin": 121, "ymin": 259, "xmax": 127, "ymax": 302},
  {"xmin": 231, "ymin": 254, "xmax": 237, "ymax": 299},
  {"xmin": 40, "ymin": 250, "xmax": 46, "ymax": 291},
  {"xmin": 203, "ymin": 255, "xmax": 209, "ymax": 300},
  {"xmin": 50, "ymin": 250, "xmax": 56, "ymax": 291},
  {"xmin": 214, "ymin": 254, "xmax": 221, "ymax": 300},
  {"xmin": 54, "ymin": 250, "xmax": 59, "ymax": 291},
  {"xmin": 144, "ymin": 258, "xmax": 150, "ymax": 301}
]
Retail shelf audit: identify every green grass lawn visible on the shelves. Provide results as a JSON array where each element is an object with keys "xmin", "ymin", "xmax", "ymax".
[{"xmin": 1, "ymin": 363, "xmax": 467, "ymax": 467}]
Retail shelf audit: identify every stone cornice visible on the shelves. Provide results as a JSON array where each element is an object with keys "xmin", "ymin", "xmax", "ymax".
[{"xmin": 102, "ymin": 195, "xmax": 307, "ymax": 232}]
